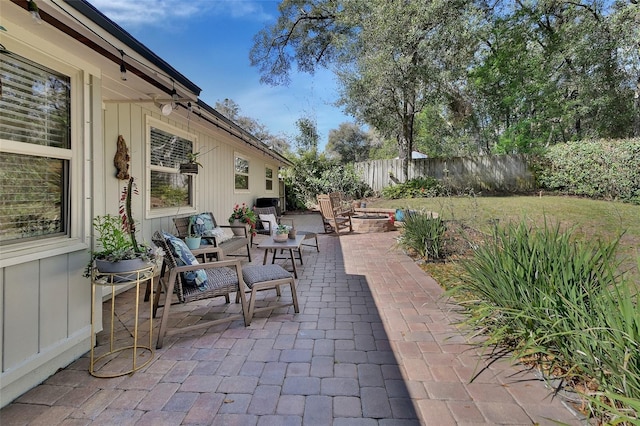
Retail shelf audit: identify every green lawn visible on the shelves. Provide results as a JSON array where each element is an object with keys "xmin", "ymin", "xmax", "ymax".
[{"xmin": 370, "ymin": 195, "xmax": 640, "ymax": 277}]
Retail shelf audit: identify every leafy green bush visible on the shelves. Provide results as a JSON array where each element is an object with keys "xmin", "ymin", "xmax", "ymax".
[
  {"xmin": 535, "ymin": 138, "xmax": 640, "ymax": 204},
  {"xmin": 381, "ymin": 177, "xmax": 444, "ymax": 199},
  {"xmin": 397, "ymin": 211, "xmax": 446, "ymax": 259},
  {"xmin": 283, "ymin": 152, "xmax": 372, "ymax": 209},
  {"xmin": 449, "ymin": 218, "xmax": 640, "ymax": 423}
]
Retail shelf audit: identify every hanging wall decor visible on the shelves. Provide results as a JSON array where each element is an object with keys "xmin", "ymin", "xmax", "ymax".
[{"xmin": 114, "ymin": 135, "xmax": 130, "ymax": 180}]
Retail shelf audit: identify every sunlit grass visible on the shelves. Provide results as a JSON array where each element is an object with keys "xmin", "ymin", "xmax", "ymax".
[{"xmin": 372, "ymin": 194, "xmax": 640, "ymax": 278}]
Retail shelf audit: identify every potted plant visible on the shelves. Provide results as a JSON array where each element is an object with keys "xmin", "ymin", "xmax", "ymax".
[
  {"xmin": 184, "ymin": 216, "xmax": 202, "ymax": 249},
  {"xmin": 85, "ymin": 177, "xmax": 159, "ymax": 279},
  {"xmin": 228, "ymin": 203, "xmax": 257, "ymax": 236},
  {"xmin": 179, "ymin": 152, "xmax": 202, "ymax": 174},
  {"xmin": 274, "ymin": 224, "xmax": 290, "ymax": 242}
]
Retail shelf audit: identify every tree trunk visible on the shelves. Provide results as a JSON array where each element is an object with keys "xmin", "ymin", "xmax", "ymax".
[
  {"xmin": 634, "ymin": 75, "xmax": 640, "ymax": 137},
  {"xmin": 399, "ymin": 104, "xmax": 415, "ymax": 182}
]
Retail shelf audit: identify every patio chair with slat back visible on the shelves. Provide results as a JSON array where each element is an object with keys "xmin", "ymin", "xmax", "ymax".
[
  {"xmin": 151, "ymin": 231, "xmax": 249, "ymax": 348},
  {"xmin": 253, "ymin": 206, "xmax": 294, "ymax": 245},
  {"xmin": 317, "ymin": 193, "xmax": 353, "ymax": 234},
  {"xmin": 173, "ymin": 212, "xmax": 251, "ymax": 262}
]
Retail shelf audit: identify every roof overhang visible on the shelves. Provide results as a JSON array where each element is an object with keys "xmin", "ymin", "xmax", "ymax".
[
  {"xmin": 6, "ymin": 0, "xmax": 199, "ymax": 104},
  {"xmin": 4, "ymin": 0, "xmax": 291, "ymax": 166}
]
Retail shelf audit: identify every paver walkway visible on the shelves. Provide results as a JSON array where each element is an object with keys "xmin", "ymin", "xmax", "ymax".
[{"xmin": 1, "ymin": 213, "xmax": 586, "ymax": 425}]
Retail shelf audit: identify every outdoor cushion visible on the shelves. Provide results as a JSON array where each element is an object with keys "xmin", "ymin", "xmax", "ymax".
[
  {"xmin": 162, "ymin": 231, "xmax": 207, "ymax": 289},
  {"xmin": 190, "ymin": 213, "xmax": 235, "ymax": 245},
  {"xmin": 259, "ymin": 213, "xmax": 278, "ymax": 233},
  {"xmin": 203, "ymin": 227, "xmax": 233, "ymax": 243},
  {"xmin": 242, "ymin": 264, "xmax": 292, "ymax": 289},
  {"xmin": 190, "ymin": 213, "xmax": 215, "ymax": 245}
]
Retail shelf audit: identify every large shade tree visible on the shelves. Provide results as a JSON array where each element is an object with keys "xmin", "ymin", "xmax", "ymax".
[
  {"xmin": 250, "ymin": 0, "xmax": 479, "ymax": 180},
  {"xmin": 325, "ymin": 122, "xmax": 371, "ymax": 163},
  {"xmin": 470, "ymin": 0, "xmax": 638, "ymax": 152},
  {"xmin": 251, "ymin": 0, "xmax": 639, "ymax": 173}
]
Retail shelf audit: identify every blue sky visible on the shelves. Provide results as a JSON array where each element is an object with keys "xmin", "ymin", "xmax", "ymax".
[{"xmin": 87, "ymin": 0, "xmax": 352, "ymax": 151}]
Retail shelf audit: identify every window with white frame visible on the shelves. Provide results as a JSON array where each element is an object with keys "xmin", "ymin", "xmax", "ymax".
[
  {"xmin": 265, "ymin": 167, "xmax": 274, "ymax": 191},
  {"xmin": 147, "ymin": 118, "xmax": 195, "ymax": 213},
  {"xmin": 234, "ymin": 154, "xmax": 249, "ymax": 191},
  {"xmin": 0, "ymin": 51, "xmax": 71, "ymax": 244}
]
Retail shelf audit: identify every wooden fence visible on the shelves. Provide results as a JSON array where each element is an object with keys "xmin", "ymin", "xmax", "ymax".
[{"xmin": 354, "ymin": 154, "xmax": 535, "ymax": 193}]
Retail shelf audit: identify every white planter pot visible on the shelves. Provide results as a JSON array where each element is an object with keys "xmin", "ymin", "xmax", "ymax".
[
  {"xmin": 273, "ymin": 233, "xmax": 288, "ymax": 242},
  {"xmin": 95, "ymin": 258, "xmax": 151, "ymax": 283},
  {"xmin": 230, "ymin": 219, "xmax": 247, "ymax": 236}
]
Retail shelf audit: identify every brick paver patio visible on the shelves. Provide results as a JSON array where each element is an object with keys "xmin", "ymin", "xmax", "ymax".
[{"xmin": 0, "ymin": 213, "xmax": 586, "ymax": 425}]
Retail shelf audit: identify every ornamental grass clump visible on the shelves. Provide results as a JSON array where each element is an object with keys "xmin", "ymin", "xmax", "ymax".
[
  {"xmin": 397, "ymin": 210, "xmax": 446, "ymax": 259},
  {"xmin": 449, "ymin": 218, "xmax": 640, "ymax": 423}
]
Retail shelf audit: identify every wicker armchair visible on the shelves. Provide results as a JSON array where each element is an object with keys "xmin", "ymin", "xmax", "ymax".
[{"xmin": 151, "ymin": 231, "xmax": 248, "ymax": 348}]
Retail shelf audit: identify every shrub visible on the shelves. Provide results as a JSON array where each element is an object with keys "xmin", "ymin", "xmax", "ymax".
[
  {"xmin": 449, "ymin": 218, "xmax": 640, "ymax": 423},
  {"xmin": 397, "ymin": 211, "xmax": 446, "ymax": 259},
  {"xmin": 381, "ymin": 177, "xmax": 444, "ymax": 199},
  {"xmin": 283, "ymin": 153, "xmax": 373, "ymax": 209},
  {"xmin": 535, "ymin": 138, "xmax": 640, "ymax": 204}
]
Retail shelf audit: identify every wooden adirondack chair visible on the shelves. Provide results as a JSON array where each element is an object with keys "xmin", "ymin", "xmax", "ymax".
[{"xmin": 317, "ymin": 193, "xmax": 353, "ymax": 234}]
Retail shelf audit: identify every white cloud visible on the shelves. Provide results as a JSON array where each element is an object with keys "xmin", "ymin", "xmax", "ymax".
[{"xmin": 87, "ymin": 0, "xmax": 273, "ymax": 27}]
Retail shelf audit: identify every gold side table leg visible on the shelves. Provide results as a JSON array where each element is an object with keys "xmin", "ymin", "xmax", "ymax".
[{"xmin": 90, "ymin": 267, "xmax": 155, "ymax": 378}]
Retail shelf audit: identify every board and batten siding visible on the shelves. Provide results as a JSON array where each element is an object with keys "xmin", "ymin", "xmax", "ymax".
[
  {"xmin": 102, "ymin": 103, "xmax": 283, "ymax": 241},
  {"xmin": 0, "ymin": 42, "xmax": 102, "ymax": 407}
]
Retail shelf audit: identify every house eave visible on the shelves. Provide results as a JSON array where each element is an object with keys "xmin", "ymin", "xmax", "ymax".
[{"xmin": 60, "ymin": 0, "xmax": 201, "ymax": 96}]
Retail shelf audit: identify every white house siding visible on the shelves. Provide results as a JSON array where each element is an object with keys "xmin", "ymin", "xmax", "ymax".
[
  {"xmin": 1, "ymin": 1, "xmax": 287, "ymax": 408},
  {"xmin": 101, "ymin": 103, "xmax": 283, "ymax": 242},
  {"xmin": 0, "ymin": 13, "xmax": 102, "ymax": 405},
  {"xmin": 0, "ymin": 10, "xmax": 126, "ymax": 409}
]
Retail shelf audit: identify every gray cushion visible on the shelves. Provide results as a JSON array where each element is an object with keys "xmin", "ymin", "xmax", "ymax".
[{"xmin": 242, "ymin": 264, "xmax": 292, "ymax": 288}]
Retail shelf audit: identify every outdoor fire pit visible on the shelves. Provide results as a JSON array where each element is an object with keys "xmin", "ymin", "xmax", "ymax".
[{"xmin": 351, "ymin": 214, "xmax": 394, "ymax": 233}]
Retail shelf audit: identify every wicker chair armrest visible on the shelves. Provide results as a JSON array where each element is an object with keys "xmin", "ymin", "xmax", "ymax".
[
  {"xmin": 172, "ymin": 259, "xmax": 240, "ymax": 273},
  {"xmin": 191, "ymin": 245, "xmax": 224, "ymax": 262}
]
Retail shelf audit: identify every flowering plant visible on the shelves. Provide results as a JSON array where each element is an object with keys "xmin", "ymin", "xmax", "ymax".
[{"xmin": 228, "ymin": 203, "xmax": 257, "ymax": 236}]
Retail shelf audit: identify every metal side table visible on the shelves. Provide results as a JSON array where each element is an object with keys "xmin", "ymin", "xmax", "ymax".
[{"xmin": 90, "ymin": 264, "xmax": 155, "ymax": 378}]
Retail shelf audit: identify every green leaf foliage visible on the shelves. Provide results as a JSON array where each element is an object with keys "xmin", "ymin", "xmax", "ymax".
[
  {"xmin": 397, "ymin": 211, "xmax": 446, "ymax": 259},
  {"xmin": 381, "ymin": 177, "xmax": 444, "ymax": 199},
  {"xmin": 535, "ymin": 138, "xmax": 640, "ymax": 204},
  {"xmin": 449, "ymin": 218, "xmax": 640, "ymax": 422}
]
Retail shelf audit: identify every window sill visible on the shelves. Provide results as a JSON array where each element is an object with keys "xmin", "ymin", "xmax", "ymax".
[{"xmin": 0, "ymin": 237, "xmax": 88, "ymax": 268}]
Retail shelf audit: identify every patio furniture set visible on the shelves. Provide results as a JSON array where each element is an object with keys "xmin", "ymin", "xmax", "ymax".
[
  {"xmin": 148, "ymin": 210, "xmax": 323, "ymax": 350},
  {"xmin": 91, "ymin": 198, "xmax": 386, "ymax": 377},
  {"xmin": 317, "ymin": 192, "xmax": 398, "ymax": 235}
]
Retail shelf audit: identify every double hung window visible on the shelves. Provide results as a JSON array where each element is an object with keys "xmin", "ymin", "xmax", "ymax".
[
  {"xmin": 0, "ymin": 51, "xmax": 71, "ymax": 244},
  {"xmin": 265, "ymin": 167, "xmax": 273, "ymax": 191},
  {"xmin": 147, "ymin": 118, "xmax": 196, "ymax": 215},
  {"xmin": 234, "ymin": 154, "xmax": 249, "ymax": 191}
]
